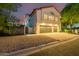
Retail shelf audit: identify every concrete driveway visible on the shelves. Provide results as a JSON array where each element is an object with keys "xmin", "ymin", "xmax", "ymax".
[{"xmin": 0, "ymin": 32, "xmax": 78, "ymax": 54}]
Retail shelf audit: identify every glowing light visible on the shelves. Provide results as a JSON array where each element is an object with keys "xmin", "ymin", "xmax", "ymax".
[
  {"xmin": 41, "ymin": 23, "xmax": 46, "ymax": 25},
  {"xmin": 54, "ymin": 24, "xmax": 58, "ymax": 26},
  {"xmin": 48, "ymin": 24, "xmax": 52, "ymax": 26},
  {"xmin": 40, "ymin": 23, "xmax": 53, "ymax": 26}
]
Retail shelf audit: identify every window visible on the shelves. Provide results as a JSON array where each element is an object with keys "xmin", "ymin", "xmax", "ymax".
[
  {"xmin": 44, "ymin": 14, "xmax": 48, "ymax": 20},
  {"xmin": 44, "ymin": 14, "xmax": 55, "ymax": 21},
  {"xmin": 49, "ymin": 15, "xmax": 54, "ymax": 20}
]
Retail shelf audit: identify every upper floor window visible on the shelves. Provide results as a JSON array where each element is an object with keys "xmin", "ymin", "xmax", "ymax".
[
  {"xmin": 49, "ymin": 15, "xmax": 54, "ymax": 20},
  {"xmin": 51, "ymin": 12, "xmax": 54, "ymax": 15},
  {"xmin": 44, "ymin": 14, "xmax": 55, "ymax": 21},
  {"xmin": 44, "ymin": 14, "xmax": 48, "ymax": 20}
]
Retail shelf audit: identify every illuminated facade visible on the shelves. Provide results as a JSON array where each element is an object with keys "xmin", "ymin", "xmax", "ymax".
[{"xmin": 28, "ymin": 6, "xmax": 61, "ymax": 34}]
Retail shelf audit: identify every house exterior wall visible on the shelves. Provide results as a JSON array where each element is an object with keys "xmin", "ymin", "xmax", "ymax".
[
  {"xmin": 37, "ymin": 7, "xmax": 60, "ymax": 23},
  {"xmin": 28, "ymin": 6, "xmax": 61, "ymax": 34},
  {"xmin": 28, "ymin": 11, "xmax": 37, "ymax": 33},
  {"xmin": 36, "ymin": 7, "xmax": 61, "ymax": 33}
]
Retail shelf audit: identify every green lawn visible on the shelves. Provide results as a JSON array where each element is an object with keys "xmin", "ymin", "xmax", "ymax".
[{"xmin": 31, "ymin": 39, "xmax": 79, "ymax": 56}]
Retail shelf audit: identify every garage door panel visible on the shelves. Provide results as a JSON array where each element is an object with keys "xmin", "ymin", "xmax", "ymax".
[{"xmin": 40, "ymin": 26, "xmax": 52, "ymax": 33}]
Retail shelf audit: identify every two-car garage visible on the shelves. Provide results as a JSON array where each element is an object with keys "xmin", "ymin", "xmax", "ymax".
[
  {"xmin": 40, "ymin": 25, "xmax": 58, "ymax": 33},
  {"xmin": 40, "ymin": 25, "xmax": 52, "ymax": 33}
]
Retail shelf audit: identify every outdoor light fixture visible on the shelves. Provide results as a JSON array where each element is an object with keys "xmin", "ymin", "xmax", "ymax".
[
  {"xmin": 48, "ymin": 24, "xmax": 52, "ymax": 26},
  {"xmin": 54, "ymin": 24, "xmax": 58, "ymax": 26},
  {"xmin": 41, "ymin": 23, "xmax": 53, "ymax": 26},
  {"xmin": 41, "ymin": 23, "xmax": 46, "ymax": 25}
]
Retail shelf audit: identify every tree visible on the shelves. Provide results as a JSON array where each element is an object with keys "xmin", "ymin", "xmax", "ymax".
[
  {"xmin": 0, "ymin": 3, "xmax": 21, "ymax": 12},
  {"xmin": 61, "ymin": 3, "xmax": 79, "ymax": 31},
  {"xmin": 0, "ymin": 3, "xmax": 21, "ymax": 35}
]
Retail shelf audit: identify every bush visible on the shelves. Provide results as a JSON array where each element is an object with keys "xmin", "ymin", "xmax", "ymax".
[
  {"xmin": 0, "ymin": 30, "xmax": 10, "ymax": 36},
  {"xmin": 64, "ymin": 29, "xmax": 71, "ymax": 33}
]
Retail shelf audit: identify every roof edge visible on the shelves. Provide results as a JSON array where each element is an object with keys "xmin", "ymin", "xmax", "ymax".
[{"xmin": 29, "ymin": 5, "xmax": 60, "ymax": 16}]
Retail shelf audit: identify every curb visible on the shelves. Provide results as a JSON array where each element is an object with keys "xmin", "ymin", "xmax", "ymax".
[
  {"xmin": 22, "ymin": 36, "xmax": 79, "ymax": 56},
  {"xmin": 8, "ymin": 41, "xmax": 59, "ymax": 56}
]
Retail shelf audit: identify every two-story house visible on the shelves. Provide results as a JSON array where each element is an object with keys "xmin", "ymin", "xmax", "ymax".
[{"xmin": 27, "ymin": 6, "xmax": 61, "ymax": 34}]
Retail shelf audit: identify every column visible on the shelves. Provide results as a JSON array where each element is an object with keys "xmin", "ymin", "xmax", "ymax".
[
  {"xmin": 36, "ymin": 24, "xmax": 40, "ymax": 34},
  {"xmin": 52, "ymin": 27, "xmax": 54, "ymax": 32},
  {"xmin": 57, "ymin": 26, "xmax": 60, "ymax": 32}
]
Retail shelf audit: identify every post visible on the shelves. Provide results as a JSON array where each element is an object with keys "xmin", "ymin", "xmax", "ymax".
[
  {"xmin": 24, "ymin": 24, "xmax": 26, "ymax": 35},
  {"xmin": 36, "ymin": 23, "xmax": 40, "ymax": 34},
  {"xmin": 52, "ymin": 27, "xmax": 54, "ymax": 32},
  {"xmin": 24, "ymin": 16, "xmax": 26, "ymax": 35},
  {"xmin": 70, "ymin": 19, "xmax": 73, "ymax": 32}
]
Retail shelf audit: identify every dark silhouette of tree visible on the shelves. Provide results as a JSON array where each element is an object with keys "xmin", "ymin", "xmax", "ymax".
[{"xmin": 0, "ymin": 3, "xmax": 21, "ymax": 35}]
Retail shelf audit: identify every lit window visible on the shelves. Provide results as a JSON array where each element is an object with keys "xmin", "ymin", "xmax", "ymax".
[
  {"xmin": 49, "ymin": 15, "xmax": 54, "ymax": 20},
  {"xmin": 44, "ymin": 14, "xmax": 48, "ymax": 20}
]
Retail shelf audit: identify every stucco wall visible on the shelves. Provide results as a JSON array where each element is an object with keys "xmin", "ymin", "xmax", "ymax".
[
  {"xmin": 36, "ymin": 7, "xmax": 61, "ymax": 24},
  {"xmin": 36, "ymin": 7, "xmax": 61, "ymax": 33},
  {"xmin": 28, "ymin": 7, "xmax": 61, "ymax": 34},
  {"xmin": 28, "ymin": 12, "xmax": 37, "ymax": 33}
]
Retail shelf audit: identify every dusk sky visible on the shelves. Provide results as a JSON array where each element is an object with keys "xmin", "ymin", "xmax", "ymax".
[{"xmin": 13, "ymin": 3, "xmax": 67, "ymax": 18}]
